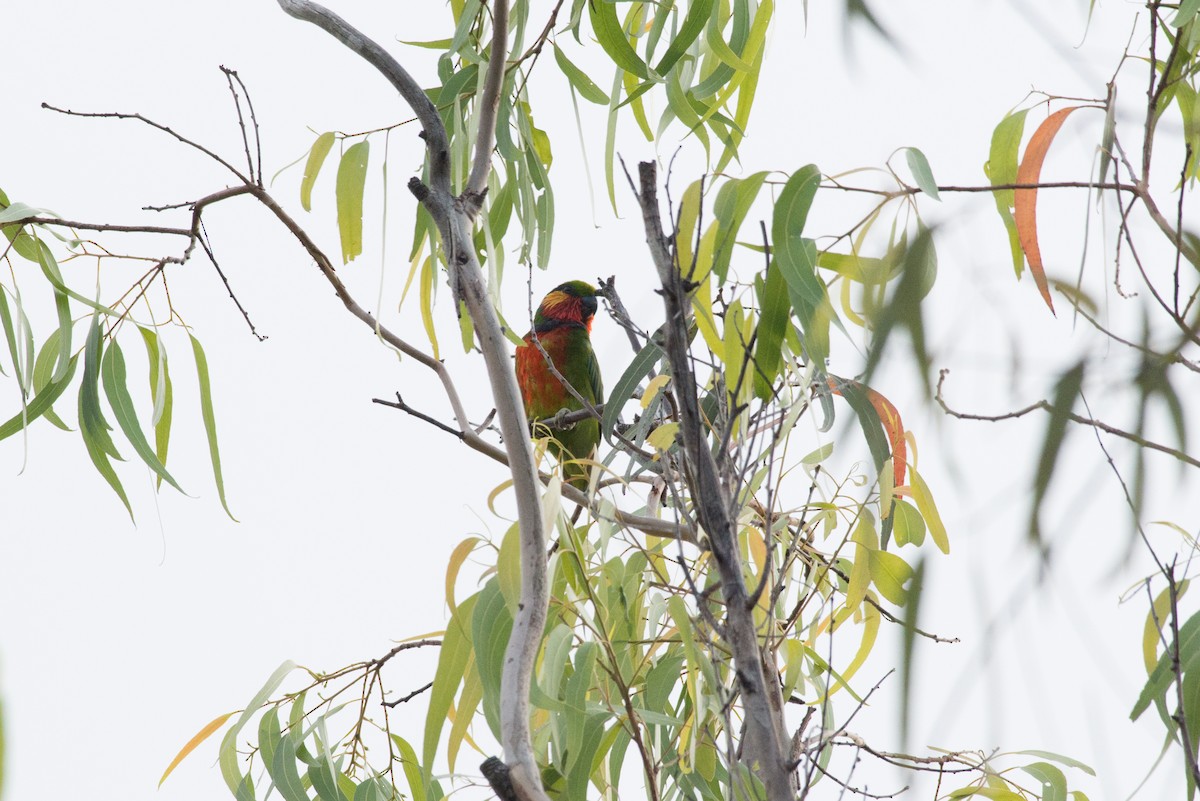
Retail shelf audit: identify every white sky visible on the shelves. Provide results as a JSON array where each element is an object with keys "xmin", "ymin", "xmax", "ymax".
[{"xmin": 1, "ymin": 1, "xmax": 1193, "ymax": 799}]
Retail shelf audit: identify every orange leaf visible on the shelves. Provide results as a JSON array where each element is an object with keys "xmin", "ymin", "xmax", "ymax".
[
  {"xmin": 1014, "ymin": 106, "xmax": 1082, "ymax": 316},
  {"xmin": 827, "ymin": 377, "xmax": 907, "ymax": 487},
  {"xmin": 159, "ymin": 710, "xmax": 237, "ymax": 786},
  {"xmin": 864, "ymin": 387, "xmax": 906, "ymax": 489}
]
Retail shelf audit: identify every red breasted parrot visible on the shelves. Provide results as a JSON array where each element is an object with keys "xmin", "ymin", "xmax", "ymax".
[{"xmin": 515, "ymin": 280, "xmax": 603, "ymax": 487}]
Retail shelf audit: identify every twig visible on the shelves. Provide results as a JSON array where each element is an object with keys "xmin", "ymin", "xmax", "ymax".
[
  {"xmin": 41, "ymin": 102, "xmax": 253, "ymax": 185},
  {"xmin": 936, "ymin": 369, "xmax": 1200, "ymax": 469},
  {"xmin": 197, "ymin": 219, "xmax": 267, "ymax": 341},
  {"xmin": 383, "ymin": 680, "xmax": 433, "ymax": 708}
]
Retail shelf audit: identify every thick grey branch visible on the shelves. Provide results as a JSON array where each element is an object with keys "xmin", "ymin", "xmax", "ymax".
[{"xmin": 466, "ymin": 0, "xmax": 509, "ymax": 203}]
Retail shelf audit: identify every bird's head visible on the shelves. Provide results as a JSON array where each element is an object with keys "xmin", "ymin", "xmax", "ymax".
[{"xmin": 534, "ymin": 280, "xmax": 599, "ymax": 333}]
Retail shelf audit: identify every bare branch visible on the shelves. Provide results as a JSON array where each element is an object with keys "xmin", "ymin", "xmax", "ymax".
[
  {"xmin": 936, "ymin": 369, "xmax": 1200, "ymax": 469},
  {"xmin": 42, "ymin": 103, "xmax": 253, "ymax": 185}
]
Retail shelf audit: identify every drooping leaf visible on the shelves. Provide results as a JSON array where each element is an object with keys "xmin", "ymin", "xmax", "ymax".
[
  {"xmin": 301, "ymin": 131, "xmax": 336, "ymax": 212},
  {"xmin": 985, "ymin": 108, "xmax": 1029, "ymax": 276},
  {"xmin": 190, "ymin": 333, "xmax": 236, "ymax": 520},
  {"xmin": 0, "ymin": 354, "xmax": 78, "ymax": 442},
  {"xmin": 899, "ymin": 557, "xmax": 925, "ymax": 748},
  {"xmin": 472, "ymin": 579, "xmax": 513, "ymax": 738},
  {"xmin": 589, "ymin": 0, "xmax": 649, "ymax": 78},
  {"xmin": 553, "ymin": 44, "xmax": 610, "ymax": 104},
  {"xmin": 159, "ymin": 711, "xmax": 237, "ymax": 787},
  {"xmin": 268, "ymin": 735, "xmax": 310, "ymax": 801},
  {"xmin": 654, "ymin": 0, "xmax": 715, "ymax": 75},
  {"xmin": 1014, "ymin": 106, "xmax": 1084, "ymax": 315},
  {"xmin": 423, "ymin": 593, "xmax": 477, "ymax": 784},
  {"xmin": 712, "ymin": 171, "xmax": 769, "ymax": 281},
  {"xmin": 1030, "ymin": 361, "xmax": 1085, "ymax": 546},
  {"xmin": 772, "ymin": 165, "xmax": 828, "ymax": 362},
  {"xmin": 101, "ymin": 340, "xmax": 183, "ymax": 492},
  {"xmin": 752, "ymin": 262, "xmax": 790, "ymax": 398},
  {"xmin": 827, "ymin": 376, "xmax": 906, "ymax": 493},
  {"xmin": 908, "ymin": 464, "xmax": 948, "ymax": 554},
  {"xmin": 218, "ymin": 660, "xmax": 299, "ymax": 794},
  {"xmin": 336, "ymin": 141, "xmax": 370, "ymax": 264},
  {"xmin": 139, "ymin": 327, "xmax": 174, "ymax": 483},
  {"xmin": 78, "ymin": 317, "xmax": 131, "ymax": 516}
]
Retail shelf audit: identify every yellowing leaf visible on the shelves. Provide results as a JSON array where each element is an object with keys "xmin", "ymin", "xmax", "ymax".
[
  {"xmin": 336, "ymin": 141, "xmax": 370, "ymax": 264},
  {"xmin": 909, "ymin": 464, "xmax": 948, "ymax": 554},
  {"xmin": 445, "ymin": 537, "xmax": 479, "ymax": 614},
  {"xmin": 300, "ymin": 131, "xmax": 335, "ymax": 212},
  {"xmin": 1014, "ymin": 107, "xmax": 1083, "ymax": 315},
  {"xmin": 868, "ymin": 549, "xmax": 913, "ymax": 605},
  {"xmin": 161, "ymin": 711, "xmax": 236, "ymax": 786},
  {"xmin": 641, "ymin": 374, "xmax": 672, "ymax": 409},
  {"xmin": 648, "ymin": 422, "xmax": 680, "ymax": 453}
]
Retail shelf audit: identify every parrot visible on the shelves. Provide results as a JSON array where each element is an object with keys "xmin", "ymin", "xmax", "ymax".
[{"xmin": 515, "ymin": 280, "xmax": 603, "ymax": 488}]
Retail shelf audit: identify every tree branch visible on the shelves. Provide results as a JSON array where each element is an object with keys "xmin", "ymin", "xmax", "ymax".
[
  {"xmin": 465, "ymin": 0, "xmax": 509, "ymax": 204},
  {"xmin": 631, "ymin": 160, "xmax": 794, "ymax": 801},
  {"xmin": 936, "ymin": 369, "xmax": 1200, "ymax": 469}
]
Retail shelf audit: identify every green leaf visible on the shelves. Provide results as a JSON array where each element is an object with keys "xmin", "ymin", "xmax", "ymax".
[
  {"xmin": 309, "ymin": 762, "xmax": 349, "ymax": 801},
  {"xmin": 772, "ymin": 165, "xmax": 829, "ymax": 363},
  {"xmin": 257, "ymin": 707, "xmax": 283, "ymax": 779},
  {"xmin": 1021, "ymin": 762, "xmax": 1067, "ymax": 801},
  {"xmin": 868, "ymin": 549, "xmax": 913, "ymax": 605},
  {"xmin": 653, "ymin": 0, "xmax": 714, "ymax": 75},
  {"xmin": 900, "ymin": 557, "xmax": 925, "ymax": 748},
  {"xmin": 190, "ymin": 333, "xmax": 236, "ymax": 520},
  {"xmin": 1030, "ymin": 362, "xmax": 1084, "ymax": 545},
  {"xmin": 301, "ymin": 132, "xmax": 336, "ymax": 212},
  {"xmin": 903, "ymin": 147, "xmax": 940, "ymax": 201},
  {"xmin": 602, "ymin": 332, "xmax": 664, "ymax": 437},
  {"xmin": 1132, "ymin": 611, "xmax": 1200, "ymax": 721},
  {"xmin": 0, "ymin": 289, "xmax": 19, "ymax": 382},
  {"xmin": 985, "ymin": 108, "xmax": 1029, "ymax": 276},
  {"xmin": 1099, "ymin": 84, "xmax": 1117, "ymax": 187},
  {"xmin": 139, "ymin": 327, "xmax": 174, "ymax": 484},
  {"xmin": 336, "ymin": 141, "xmax": 370, "ymax": 264},
  {"xmin": 472, "ymin": 579, "xmax": 514, "ymax": 738},
  {"xmin": 832, "ymin": 377, "xmax": 890, "ymax": 492},
  {"xmin": 1013, "ymin": 750, "xmax": 1096, "ymax": 776},
  {"xmin": 589, "ymin": 0, "xmax": 649, "ymax": 79},
  {"xmin": 78, "ymin": 317, "xmax": 131, "ymax": 516},
  {"xmin": 1172, "ymin": 0, "xmax": 1200, "ymax": 27},
  {"xmin": 32, "ymin": 329, "xmax": 70, "ymax": 430},
  {"xmin": 752, "ymin": 261, "xmax": 789, "ymax": 398},
  {"xmin": 422, "ymin": 593, "xmax": 477, "ymax": 785},
  {"xmin": 553, "ymin": 44, "xmax": 609, "ymax": 104},
  {"xmin": 713, "ymin": 171, "xmax": 769, "ymax": 281},
  {"xmin": 102, "ymin": 340, "xmax": 183, "ymax": 492},
  {"xmin": 0, "ymin": 354, "xmax": 78, "ymax": 441},
  {"xmin": 352, "ymin": 778, "xmax": 384, "ymax": 801},
  {"xmin": 32, "ymin": 242, "xmax": 72, "ymax": 383},
  {"xmin": 219, "ymin": 660, "xmax": 299, "ymax": 794},
  {"xmin": 268, "ymin": 736, "xmax": 310, "ymax": 801},
  {"xmin": 390, "ymin": 735, "xmax": 426, "ymax": 801}
]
